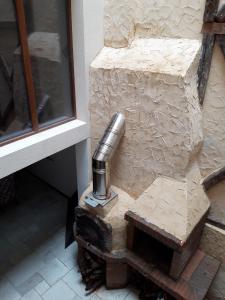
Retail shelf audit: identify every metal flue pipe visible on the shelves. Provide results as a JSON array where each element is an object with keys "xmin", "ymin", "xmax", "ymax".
[{"xmin": 92, "ymin": 112, "xmax": 125, "ymax": 200}]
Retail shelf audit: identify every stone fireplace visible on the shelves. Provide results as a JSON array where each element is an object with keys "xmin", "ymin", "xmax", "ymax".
[{"xmin": 74, "ymin": 1, "xmax": 224, "ymax": 298}]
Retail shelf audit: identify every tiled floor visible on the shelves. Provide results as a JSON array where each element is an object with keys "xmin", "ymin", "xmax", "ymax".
[{"xmin": 0, "ymin": 172, "xmax": 137, "ymax": 300}]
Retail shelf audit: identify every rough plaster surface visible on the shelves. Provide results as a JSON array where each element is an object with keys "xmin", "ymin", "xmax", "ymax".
[
  {"xmin": 79, "ymin": 183, "xmax": 136, "ymax": 251},
  {"xmin": 104, "ymin": 0, "xmax": 225, "ymax": 183},
  {"xmin": 207, "ymin": 180, "xmax": 225, "ymax": 227},
  {"xmin": 88, "ymin": 1, "xmax": 225, "ymax": 296},
  {"xmin": 201, "ymin": 224, "xmax": 225, "ymax": 299},
  {"xmin": 129, "ymin": 163, "xmax": 209, "ymax": 242},
  {"xmin": 90, "ymin": 38, "xmax": 202, "ymax": 198},
  {"xmin": 104, "ymin": 0, "xmax": 205, "ymax": 48},
  {"xmin": 199, "ymin": 44, "xmax": 225, "ymax": 177}
]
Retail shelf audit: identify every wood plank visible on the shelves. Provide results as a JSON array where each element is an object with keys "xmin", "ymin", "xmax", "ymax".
[
  {"xmin": 125, "ymin": 210, "xmax": 208, "ymax": 280},
  {"xmin": 125, "ymin": 211, "xmax": 184, "ymax": 251},
  {"xmin": 216, "ymin": 3, "xmax": 225, "ymax": 22},
  {"xmin": 126, "ymin": 249, "xmax": 220, "ymax": 300},
  {"xmin": 202, "ymin": 166, "xmax": 225, "ymax": 191},
  {"xmin": 106, "ymin": 262, "xmax": 128, "ymax": 289},
  {"xmin": 198, "ymin": 0, "xmax": 219, "ymax": 105},
  {"xmin": 216, "ymin": 4, "xmax": 225, "ymax": 59},
  {"xmin": 15, "ymin": 0, "xmax": 38, "ymax": 131},
  {"xmin": 75, "ymin": 235, "xmax": 126, "ymax": 263},
  {"xmin": 75, "ymin": 234, "xmax": 220, "ymax": 300},
  {"xmin": 203, "ymin": 0, "xmax": 220, "ymax": 22},
  {"xmin": 202, "ymin": 22, "xmax": 225, "ymax": 34}
]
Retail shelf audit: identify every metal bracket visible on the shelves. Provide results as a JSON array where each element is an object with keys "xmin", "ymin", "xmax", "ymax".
[{"xmin": 84, "ymin": 191, "xmax": 118, "ymax": 208}]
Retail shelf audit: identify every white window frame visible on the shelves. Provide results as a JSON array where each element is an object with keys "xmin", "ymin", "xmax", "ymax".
[{"xmin": 0, "ymin": 0, "xmax": 104, "ymax": 198}]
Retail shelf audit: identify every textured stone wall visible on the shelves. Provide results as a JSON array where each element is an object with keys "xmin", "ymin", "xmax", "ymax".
[
  {"xmin": 104, "ymin": 0, "xmax": 204, "ymax": 48},
  {"xmin": 104, "ymin": 0, "xmax": 225, "ymax": 182},
  {"xmin": 89, "ymin": 2, "xmax": 225, "ymax": 297},
  {"xmin": 90, "ymin": 38, "xmax": 202, "ymax": 198}
]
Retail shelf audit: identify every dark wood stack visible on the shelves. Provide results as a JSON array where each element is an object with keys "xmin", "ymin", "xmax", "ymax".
[{"xmin": 77, "ymin": 246, "xmax": 105, "ymax": 295}]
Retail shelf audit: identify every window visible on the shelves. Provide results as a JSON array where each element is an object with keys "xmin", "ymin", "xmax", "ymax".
[{"xmin": 0, "ymin": 0, "xmax": 75, "ymax": 145}]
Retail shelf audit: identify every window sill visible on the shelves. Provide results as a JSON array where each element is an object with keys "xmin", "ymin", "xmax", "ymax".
[{"xmin": 0, "ymin": 119, "xmax": 89, "ymax": 179}]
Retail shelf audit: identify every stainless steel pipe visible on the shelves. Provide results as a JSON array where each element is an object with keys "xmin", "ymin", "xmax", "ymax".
[{"xmin": 92, "ymin": 112, "xmax": 125, "ymax": 200}]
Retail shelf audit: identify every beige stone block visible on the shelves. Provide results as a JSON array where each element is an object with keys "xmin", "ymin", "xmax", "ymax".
[
  {"xmin": 80, "ymin": 184, "xmax": 136, "ymax": 251},
  {"xmin": 104, "ymin": 0, "xmax": 205, "ymax": 48},
  {"xmin": 90, "ymin": 38, "xmax": 202, "ymax": 198},
  {"xmin": 129, "ymin": 163, "xmax": 209, "ymax": 242}
]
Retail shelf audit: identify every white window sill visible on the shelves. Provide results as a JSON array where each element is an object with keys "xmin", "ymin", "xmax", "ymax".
[{"xmin": 0, "ymin": 119, "xmax": 89, "ymax": 179}]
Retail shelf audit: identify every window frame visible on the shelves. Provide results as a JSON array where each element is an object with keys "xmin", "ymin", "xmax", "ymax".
[{"xmin": 0, "ymin": 0, "xmax": 76, "ymax": 146}]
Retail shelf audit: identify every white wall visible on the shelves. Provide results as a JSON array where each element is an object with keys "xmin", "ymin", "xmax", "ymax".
[
  {"xmin": 72, "ymin": 0, "xmax": 104, "ymax": 198},
  {"xmin": 29, "ymin": 146, "xmax": 77, "ymax": 197}
]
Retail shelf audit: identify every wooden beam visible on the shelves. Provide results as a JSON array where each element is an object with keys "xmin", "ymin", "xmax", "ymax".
[
  {"xmin": 197, "ymin": 0, "xmax": 219, "ymax": 105},
  {"xmin": 125, "ymin": 211, "xmax": 184, "ymax": 251},
  {"xmin": 202, "ymin": 165, "xmax": 225, "ymax": 191},
  {"xmin": 14, "ymin": 0, "xmax": 38, "ymax": 131},
  {"xmin": 216, "ymin": 4, "xmax": 225, "ymax": 59},
  {"xmin": 203, "ymin": 0, "xmax": 219, "ymax": 22},
  {"xmin": 202, "ymin": 22, "xmax": 225, "ymax": 34}
]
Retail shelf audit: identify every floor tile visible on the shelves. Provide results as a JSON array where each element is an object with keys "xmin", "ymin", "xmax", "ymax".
[
  {"xmin": 16, "ymin": 272, "xmax": 43, "ymax": 296},
  {"xmin": 7, "ymin": 254, "xmax": 45, "ymax": 287},
  {"xmin": 96, "ymin": 286, "xmax": 129, "ymax": 300},
  {"xmin": 124, "ymin": 288, "xmax": 139, "ymax": 300},
  {"xmin": 71, "ymin": 295, "xmax": 101, "ymax": 300},
  {"xmin": 63, "ymin": 268, "xmax": 88, "ymax": 299},
  {"xmin": 53, "ymin": 243, "xmax": 77, "ymax": 270},
  {"xmin": 35, "ymin": 280, "xmax": 50, "ymax": 295},
  {"xmin": 39, "ymin": 258, "xmax": 69, "ymax": 286},
  {"xmin": 0, "ymin": 280, "xmax": 21, "ymax": 300},
  {"xmin": 21, "ymin": 289, "xmax": 42, "ymax": 300},
  {"xmin": 42, "ymin": 280, "xmax": 75, "ymax": 300}
]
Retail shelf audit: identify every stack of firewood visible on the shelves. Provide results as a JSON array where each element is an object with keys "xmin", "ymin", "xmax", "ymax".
[{"xmin": 78, "ymin": 248, "xmax": 105, "ymax": 295}]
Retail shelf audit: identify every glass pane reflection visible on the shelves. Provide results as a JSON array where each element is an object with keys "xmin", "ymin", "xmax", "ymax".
[
  {"xmin": 0, "ymin": 0, "xmax": 31, "ymax": 142},
  {"xmin": 24, "ymin": 0, "xmax": 74, "ymax": 126}
]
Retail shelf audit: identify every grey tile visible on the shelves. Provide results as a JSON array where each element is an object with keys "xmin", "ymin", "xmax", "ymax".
[
  {"xmin": 21, "ymin": 289, "xmax": 42, "ymax": 300},
  {"xmin": 71, "ymin": 291, "xmax": 102, "ymax": 300},
  {"xmin": 35, "ymin": 280, "xmax": 50, "ymax": 295},
  {"xmin": 53, "ymin": 243, "xmax": 77, "ymax": 270},
  {"xmin": 16, "ymin": 272, "xmax": 43, "ymax": 296},
  {"xmin": 7, "ymin": 253, "xmax": 45, "ymax": 287},
  {"xmin": 62, "ymin": 256, "xmax": 77, "ymax": 270},
  {"xmin": 63, "ymin": 268, "xmax": 90, "ymax": 299},
  {"xmin": 97, "ymin": 286, "xmax": 129, "ymax": 300},
  {"xmin": 124, "ymin": 288, "xmax": 139, "ymax": 300},
  {"xmin": 0, "ymin": 280, "xmax": 21, "ymax": 300},
  {"xmin": 42, "ymin": 251, "xmax": 56, "ymax": 265},
  {"xmin": 89, "ymin": 294, "xmax": 103, "ymax": 300},
  {"xmin": 39, "ymin": 258, "xmax": 69, "ymax": 286},
  {"xmin": 42, "ymin": 280, "xmax": 75, "ymax": 300}
]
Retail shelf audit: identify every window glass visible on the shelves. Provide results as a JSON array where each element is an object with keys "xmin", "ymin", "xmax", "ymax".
[
  {"xmin": 0, "ymin": 0, "xmax": 31, "ymax": 142},
  {"xmin": 24, "ymin": 0, "xmax": 74, "ymax": 127}
]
